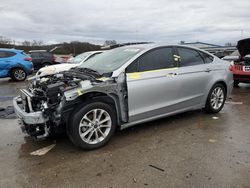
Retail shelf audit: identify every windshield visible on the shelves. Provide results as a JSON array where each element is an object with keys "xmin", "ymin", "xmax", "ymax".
[
  {"xmin": 69, "ymin": 52, "xmax": 93, "ymax": 64},
  {"xmin": 79, "ymin": 47, "xmax": 143, "ymax": 74}
]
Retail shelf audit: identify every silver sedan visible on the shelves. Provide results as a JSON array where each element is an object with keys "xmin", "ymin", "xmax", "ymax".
[{"xmin": 14, "ymin": 44, "xmax": 233, "ymax": 149}]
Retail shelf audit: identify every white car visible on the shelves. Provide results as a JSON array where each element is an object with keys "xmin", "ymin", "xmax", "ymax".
[
  {"xmin": 35, "ymin": 51, "xmax": 103, "ymax": 78},
  {"xmin": 222, "ymin": 50, "xmax": 240, "ymax": 62}
]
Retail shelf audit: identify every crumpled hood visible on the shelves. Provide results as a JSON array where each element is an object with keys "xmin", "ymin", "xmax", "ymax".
[
  {"xmin": 237, "ymin": 38, "xmax": 250, "ymax": 57},
  {"xmin": 36, "ymin": 63, "xmax": 78, "ymax": 77}
]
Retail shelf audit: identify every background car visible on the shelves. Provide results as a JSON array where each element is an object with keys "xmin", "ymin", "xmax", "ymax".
[
  {"xmin": 0, "ymin": 48, "xmax": 33, "ymax": 81},
  {"xmin": 229, "ymin": 38, "xmax": 250, "ymax": 87},
  {"xmin": 29, "ymin": 50, "xmax": 57, "ymax": 70},
  {"xmin": 222, "ymin": 50, "xmax": 240, "ymax": 62},
  {"xmin": 35, "ymin": 50, "xmax": 103, "ymax": 77}
]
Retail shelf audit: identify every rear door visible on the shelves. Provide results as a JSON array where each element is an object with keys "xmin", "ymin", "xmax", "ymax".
[
  {"xmin": 126, "ymin": 47, "xmax": 183, "ymax": 122},
  {"xmin": 0, "ymin": 51, "xmax": 16, "ymax": 77},
  {"xmin": 174, "ymin": 47, "xmax": 214, "ymax": 108}
]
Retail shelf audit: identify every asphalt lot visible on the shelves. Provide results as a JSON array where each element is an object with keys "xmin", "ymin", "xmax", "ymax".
[{"xmin": 0, "ymin": 77, "xmax": 249, "ymax": 188}]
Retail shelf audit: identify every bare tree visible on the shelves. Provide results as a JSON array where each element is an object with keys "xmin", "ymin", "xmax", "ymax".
[
  {"xmin": 225, "ymin": 42, "xmax": 232, "ymax": 46},
  {"xmin": 22, "ymin": 40, "xmax": 31, "ymax": 46},
  {"xmin": 104, "ymin": 40, "xmax": 117, "ymax": 46},
  {"xmin": 0, "ymin": 36, "xmax": 12, "ymax": 44}
]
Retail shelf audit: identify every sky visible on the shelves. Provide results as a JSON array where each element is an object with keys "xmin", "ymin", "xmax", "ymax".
[{"xmin": 0, "ymin": 0, "xmax": 250, "ymax": 45}]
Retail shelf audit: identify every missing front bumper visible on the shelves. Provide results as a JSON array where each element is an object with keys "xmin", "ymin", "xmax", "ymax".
[{"xmin": 13, "ymin": 96, "xmax": 48, "ymax": 125}]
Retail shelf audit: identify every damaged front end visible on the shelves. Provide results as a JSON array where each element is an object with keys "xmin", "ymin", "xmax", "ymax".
[{"xmin": 13, "ymin": 67, "xmax": 128, "ymax": 139}]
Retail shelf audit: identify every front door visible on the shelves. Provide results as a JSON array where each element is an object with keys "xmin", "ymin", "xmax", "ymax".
[{"xmin": 126, "ymin": 47, "xmax": 182, "ymax": 122}]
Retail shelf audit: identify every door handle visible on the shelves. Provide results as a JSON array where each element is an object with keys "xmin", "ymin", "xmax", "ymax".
[{"xmin": 204, "ymin": 68, "xmax": 211, "ymax": 72}]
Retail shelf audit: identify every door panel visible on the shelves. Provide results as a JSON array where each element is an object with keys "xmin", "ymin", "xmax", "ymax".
[
  {"xmin": 126, "ymin": 47, "xmax": 180, "ymax": 122},
  {"xmin": 173, "ymin": 65, "xmax": 211, "ymax": 108},
  {"xmin": 127, "ymin": 69, "xmax": 182, "ymax": 122},
  {"xmin": 175, "ymin": 47, "xmax": 213, "ymax": 108}
]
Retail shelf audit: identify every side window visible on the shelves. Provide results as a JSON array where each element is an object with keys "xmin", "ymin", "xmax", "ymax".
[
  {"xmin": 138, "ymin": 48, "xmax": 175, "ymax": 72},
  {"xmin": 127, "ymin": 47, "xmax": 174, "ymax": 73},
  {"xmin": 31, "ymin": 52, "xmax": 40, "ymax": 58},
  {"xmin": 199, "ymin": 51, "xmax": 214, "ymax": 63},
  {"xmin": 0, "ymin": 51, "xmax": 6, "ymax": 58},
  {"xmin": 5, "ymin": 52, "xmax": 16, "ymax": 57},
  {"xmin": 0, "ymin": 51, "xmax": 15, "ymax": 58},
  {"xmin": 42, "ymin": 52, "xmax": 52, "ymax": 58},
  {"xmin": 126, "ymin": 60, "xmax": 139, "ymax": 73},
  {"xmin": 178, "ymin": 48, "xmax": 204, "ymax": 67}
]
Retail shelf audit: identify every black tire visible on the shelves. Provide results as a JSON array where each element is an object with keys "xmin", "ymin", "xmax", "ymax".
[
  {"xmin": 68, "ymin": 102, "xmax": 116, "ymax": 150},
  {"xmin": 10, "ymin": 68, "xmax": 27, "ymax": 81},
  {"xmin": 204, "ymin": 83, "xmax": 226, "ymax": 114},
  {"xmin": 233, "ymin": 81, "xmax": 239, "ymax": 87}
]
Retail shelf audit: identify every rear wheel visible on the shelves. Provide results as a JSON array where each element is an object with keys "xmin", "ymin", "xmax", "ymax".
[
  {"xmin": 204, "ymin": 83, "xmax": 226, "ymax": 114},
  {"xmin": 11, "ymin": 68, "xmax": 27, "ymax": 81},
  {"xmin": 68, "ymin": 102, "xmax": 116, "ymax": 150}
]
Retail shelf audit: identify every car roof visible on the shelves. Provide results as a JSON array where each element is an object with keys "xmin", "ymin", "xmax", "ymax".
[
  {"xmin": 0, "ymin": 48, "xmax": 23, "ymax": 53},
  {"xmin": 29, "ymin": 50, "xmax": 48, "ymax": 53},
  {"xmin": 116, "ymin": 43, "xmax": 212, "ymax": 54},
  {"xmin": 111, "ymin": 43, "xmax": 216, "ymax": 77}
]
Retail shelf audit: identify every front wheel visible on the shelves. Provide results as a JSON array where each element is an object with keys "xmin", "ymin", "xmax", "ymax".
[
  {"xmin": 204, "ymin": 83, "xmax": 226, "ymax": 114},
  {"xmin": 68, "ymin": 102, "xmax": 116, "ymax": 150}
]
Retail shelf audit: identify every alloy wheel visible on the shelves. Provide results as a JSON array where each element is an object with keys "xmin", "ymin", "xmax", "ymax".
[
  {"xmin": 210, "ymin": 87, "xmax": 225, "ymax": 110},
  {"xmin": 78, "ymin": 109, "xmax": 112, "ymax": 144},
  {"xmin": 14, "ymin": 69, "xmax": 26, "ymax": 81}
]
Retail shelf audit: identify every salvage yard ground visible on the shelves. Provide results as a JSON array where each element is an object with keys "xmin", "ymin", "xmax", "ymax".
[{"xmin": 0, "ymin": 77, "xmax": 249, "ymax": 188}]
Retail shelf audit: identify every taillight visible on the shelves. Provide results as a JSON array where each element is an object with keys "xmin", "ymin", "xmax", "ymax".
[{"xmin": 24, "ymin": 57, "xmax": 32, "ymax": 61}]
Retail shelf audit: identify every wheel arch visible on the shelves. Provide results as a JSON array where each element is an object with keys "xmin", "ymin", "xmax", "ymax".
[
  {"xmin": 8, "ymin": 64, "xmax": 27, "ymax": 76},
  {"xmin": 204, "ymin": 80, "xmax": 228, "ymax": 105},
  {"xmin": 64, "ymin": 91, "xmax": 122, "ymax": 128},
  {"xmin": 213, "ymin": 80, "xmax": 227, "ymax": 96}
]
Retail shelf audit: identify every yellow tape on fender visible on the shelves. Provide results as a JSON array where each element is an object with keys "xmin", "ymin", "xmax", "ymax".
[{"xmin": 77, "ymin": 89, "xmax": 84, "ymax": 96}]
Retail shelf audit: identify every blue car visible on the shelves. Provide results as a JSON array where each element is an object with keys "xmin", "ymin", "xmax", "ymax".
[{"xmin": 0, "ymin": 48, "xmax": 33, "ymax": 81}]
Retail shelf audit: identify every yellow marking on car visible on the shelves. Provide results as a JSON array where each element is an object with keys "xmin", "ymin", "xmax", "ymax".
[
  {"xmin": 96, "ymin": 77, "xmax": 109, "ymax": 81},
  {"xmin": 127, "ymin": 67, "xmax": 179, "ymax": 79},
  {"xmin": 128, "ymin": 72, "xmax": 141, "ymax": 79},
  {"xmin": 77, "ymin": 89, "xmax": 83, "ymax": 96}
]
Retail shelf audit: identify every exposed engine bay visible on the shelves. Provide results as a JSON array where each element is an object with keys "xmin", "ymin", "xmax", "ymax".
[
  {"xmin": 14, "ymin": 67, "xmax": 128, "ymax": 139},
  {"xmin": 235, "ymin": 38, "xmax": 250, "ymax": 65}
]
